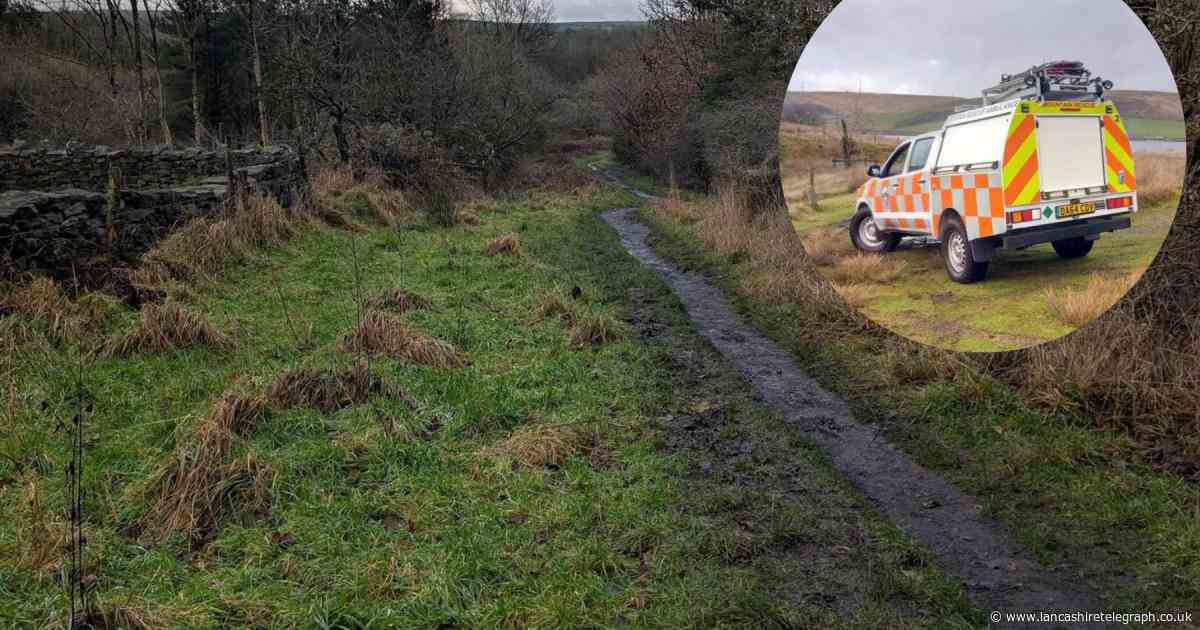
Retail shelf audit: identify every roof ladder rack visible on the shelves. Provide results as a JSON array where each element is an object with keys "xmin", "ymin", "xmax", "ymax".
[{"xmin": 981, "ymin": 61, "xmax": 1113, "ymax": 105}]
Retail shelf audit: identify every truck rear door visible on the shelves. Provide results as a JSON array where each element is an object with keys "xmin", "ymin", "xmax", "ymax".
[{"xmin": 1035, "ymin": 115, "xmax": 1106, "ymax": 195}]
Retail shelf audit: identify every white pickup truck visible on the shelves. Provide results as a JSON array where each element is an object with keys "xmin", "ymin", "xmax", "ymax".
[{"xmin": 851, "ymin": 62, "xmax": 1138, "ymax": 283}]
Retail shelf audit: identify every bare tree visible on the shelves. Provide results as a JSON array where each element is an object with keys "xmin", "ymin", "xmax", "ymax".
[
  {"xmin": 167, "ymin": 0, "xmax": 212, "ymax": 143},
  {"xmin": 227, "ymin": 0, "xmax": 270, "ymax": 146},
  {"xmin": 466, "ymin": 0, "xmax": 555, "ymax": 56},
  {"xmin": 145, "ymin": 0, "xmax": 175, "ymax": 145},
  {"xmin": 277, "ymin": 0, "xmax": 363, "ymax": 162}
]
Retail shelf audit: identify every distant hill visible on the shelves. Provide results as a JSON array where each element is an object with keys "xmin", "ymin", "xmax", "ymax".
[{"xmin": 784, "ymin": 90, "xmax": 1186, "ymax": 140}]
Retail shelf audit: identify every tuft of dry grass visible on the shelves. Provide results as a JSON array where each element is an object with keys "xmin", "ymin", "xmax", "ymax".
[
  {"xmin": 569, "ymin": 313, "xmax": 626, "ymax": 347},
  {"xmin": 535, "ymin": 293, "xmax": 577, "ymax": 325},
  {"xmin": 9, "ymin": 474, "xmax": 70, "ymax": 576},
  {"xmin": 801, "ymin": 227, "xmax": 856, "ymax": 266},
  {"xmin": 486, "ymin": 423, "xmax": 593, "ymax": 469},
  {"xmin": 1043, "ymin": 272, "xmax": 1139, "ymax": 327},
  {"xmin": 485, "ymin": 234, "xmax": 521, "ymax": 257},
  {"xmin": 104, "ymin": 301, "xmax": 228, "ymax": 356},
  {"xmin": 75, "ymin": 600, "xmax": 172, "ymax": 630},
  {"xmin": 339, "ymin": 310, "xmax": 465, "ymax": 368},
  {"xmin": 267, "ymin": 360, "xmax": 406, "ymax": 414},
  {"xmin": 142, "ymin": 390, "xmax": 273, "ymax": 543},
  {"xmin": 833, "ymin": 283, "xmax": 878, "ymax": 309},
  {"xmin": 653, "ymin": 184, "xmax": 697, "ymax": 224},
  {"xmin": 0, "ymin": 277, "xmax": 120, "ymax": 344},
  {"xmin": 365, "ymin": 288, "xmax": 432, "ymax": 314},
  {"xmin": 828, "ymin": 254, "xmax": 908, "ymax": 285}
]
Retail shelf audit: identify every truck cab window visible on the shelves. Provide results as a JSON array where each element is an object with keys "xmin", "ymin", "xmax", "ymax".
[
  {"xmin": 882, "ymin": 143, "xmax": 910, "ymax": 178},
  {"xmin": 907, "ymin": 137, "xmax": 934, "ymax": 172}
]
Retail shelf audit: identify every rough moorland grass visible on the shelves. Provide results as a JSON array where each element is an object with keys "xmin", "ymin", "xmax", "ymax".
[
  {"xmin": 338, "ymin": 310, "xmax": 465, "ymax": 368},
  {"xmin": 364, "ymin": 288, "xmax": 432, "ymax": 313},
  {"xmin": 104, "ymin": 301, "xmax": 229, "ymax": 356},
  {"xmin": 267, "ymin": 360, "xmax": 404, "ymax": 415},
  {"xmin": 1044, "ymin": 272, "xmax": 1140, "ymax": 327},
  {"xmin": 140, "ymin": 389, "xmax": 272, "ymax": 543},
  {"xmin": 1, "ymin": 179, "xmax": 979, "ymax": 628},
  {"xmin": 639, "ymin": 187, "xmax": 1200, "ymax": 615}
]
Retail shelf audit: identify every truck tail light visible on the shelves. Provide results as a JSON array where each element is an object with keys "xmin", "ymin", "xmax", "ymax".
[
  {"xmin": 1009, "ymin": 209, "xmax": 1036, "ymax": 223},
  {"xmin": 1107, "ymin": 196, "xmax": 1132, "ymax": 209}
]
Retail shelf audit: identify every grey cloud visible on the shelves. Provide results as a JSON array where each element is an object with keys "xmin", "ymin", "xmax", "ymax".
[
  {"xmin": 790, "ymin": 0, "xmax": 1178, "ymax": 96},
  {"xmin": 548, "ymin": 0, "xmax": 642, "ymax": 21}
]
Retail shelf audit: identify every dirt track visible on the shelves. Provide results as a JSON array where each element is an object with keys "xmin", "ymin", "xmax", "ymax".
[{"xmin": 601, "ymin": 203, "xmax": 1111, "ymax": 628}]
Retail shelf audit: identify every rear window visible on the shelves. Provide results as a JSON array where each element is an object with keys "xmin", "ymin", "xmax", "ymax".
[{"xmin": 936, "ymin": 115, "xmax": 1010, "ymax": 169}]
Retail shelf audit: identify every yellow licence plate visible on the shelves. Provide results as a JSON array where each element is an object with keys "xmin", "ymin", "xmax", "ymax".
[{"xmin": 1057, "ymin": 202, "xmax": 1096, "ymax": 218}]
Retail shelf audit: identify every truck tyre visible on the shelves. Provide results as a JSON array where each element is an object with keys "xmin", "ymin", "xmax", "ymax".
[
  {"xmin": 850, "ymin": 207, "xmax": 901, "ymax": 253},
  {"xmin": 940, "ymin": 216, "xmax": 988, "ymax": 284},
  {"xmin": 1051, "ymin": 237, "xmax": 1094, "ymax": 259}
]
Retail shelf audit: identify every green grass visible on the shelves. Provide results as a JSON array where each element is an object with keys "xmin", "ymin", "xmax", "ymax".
[
  {"xmin": 0, "ymin": 181, "xmax": 980, "ymax": 628},
  {"xmin": 1123, "ymin": 117, "xmax": 1188, "ymax": 141},
  {"xmin": 790, "ymin": 192, "xmax": 1179, "ymax": 351},
  {"xmin": 638, "ymin": 200, "xmax": 1200, "ymax": 619}
]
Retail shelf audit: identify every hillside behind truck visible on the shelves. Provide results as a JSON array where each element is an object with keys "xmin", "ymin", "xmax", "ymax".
[{"xmin": 851, "ymin": 61, "xmax": 1138, "ymax": 283}]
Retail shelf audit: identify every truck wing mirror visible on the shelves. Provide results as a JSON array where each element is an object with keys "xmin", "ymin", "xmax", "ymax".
[{"xmin": 867, "ymin": 165, "xmax": 881, "ymax": 178}]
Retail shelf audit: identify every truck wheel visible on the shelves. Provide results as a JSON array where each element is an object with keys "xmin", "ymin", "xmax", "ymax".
[
  {"xmin": 1051, "ymin": 237, "xmax": 1094, "ymax": 259},
  {"xmin": 940, "ymin": 216, "xmax": 988, "ymax": 283},
  {"xmin": 850, "ymin": 208, "xmax": 901, "ymax": 253}
]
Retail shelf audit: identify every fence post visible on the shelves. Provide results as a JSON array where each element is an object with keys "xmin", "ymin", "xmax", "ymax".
[{"xmin": 808, "ymin": 166, "xmax": 819, "ymax": 210}]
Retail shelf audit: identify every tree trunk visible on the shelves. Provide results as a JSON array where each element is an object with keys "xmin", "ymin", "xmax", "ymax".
[
  {"xmin": 191, "ymin": 39, "xmax": 205, "ymax": 143},
  {"xmin": 332, "ymin": 115, "xmax": 350, "ymax": 164},
  {"xmin": 250, "ymin": 17, "xmax": 269, "ymax": 146},
  {"xmin": 146, "ymin": 5, "xmax": 174, "ymax": 146},
  {"xmin": 129, "ymin": 0, "xmax": 148, "ymax": 145}
]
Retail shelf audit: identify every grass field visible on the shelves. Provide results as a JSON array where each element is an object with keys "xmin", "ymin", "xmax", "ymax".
[{"xmin": 0, "ymin": 173, "xmax": 983, "ymax": 628}]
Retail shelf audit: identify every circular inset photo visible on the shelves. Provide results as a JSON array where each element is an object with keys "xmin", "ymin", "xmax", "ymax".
[{"xmin": 781, "ymin": 0, "xmax": 1186, "ymax": 352}]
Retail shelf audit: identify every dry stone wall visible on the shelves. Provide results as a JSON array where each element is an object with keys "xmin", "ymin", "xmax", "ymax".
[{"xmin": 0, "ymin": 145, "xmax": 303, "ymax": 272}]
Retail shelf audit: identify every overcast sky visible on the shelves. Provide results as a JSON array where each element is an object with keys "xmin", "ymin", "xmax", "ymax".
[
  {"xmin": 451, "ymin": 0, "xmax": 642, "ymax": 22},
  {"xmin": 790, "ymin": 0, "xmax": 1178, "ymax": 96}
]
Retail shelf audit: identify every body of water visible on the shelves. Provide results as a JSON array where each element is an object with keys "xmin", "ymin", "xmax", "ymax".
[{"xmin": 1132, "ymin": 139, "xmax": 1186, "ymax": 153}]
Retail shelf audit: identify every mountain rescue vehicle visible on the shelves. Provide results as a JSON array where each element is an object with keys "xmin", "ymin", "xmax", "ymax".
[{"xmin": 851, "ymin": 61, "xmax": 1138, "ymax": 283}]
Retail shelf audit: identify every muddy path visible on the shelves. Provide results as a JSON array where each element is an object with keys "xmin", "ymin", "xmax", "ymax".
[{"xmin": 600, "ymin": 202, "xmax": 1110, "ymax": 627}]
